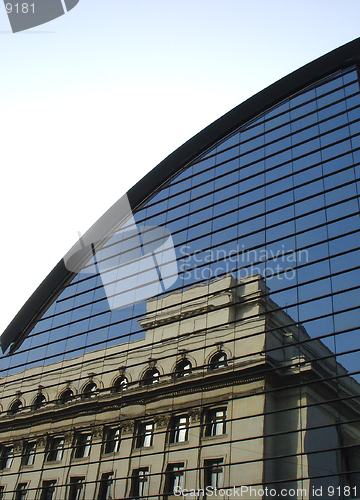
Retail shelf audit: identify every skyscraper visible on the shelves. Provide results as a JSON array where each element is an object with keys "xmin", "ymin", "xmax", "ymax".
[{"xmin": 1, "ymin": 38, "xmax": 360, "ymax": 499}]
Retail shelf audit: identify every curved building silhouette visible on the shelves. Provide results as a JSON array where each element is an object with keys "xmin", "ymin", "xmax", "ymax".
[{"xmin": 1, "ymin": 38, "xmax": 360, "ymax": 499}]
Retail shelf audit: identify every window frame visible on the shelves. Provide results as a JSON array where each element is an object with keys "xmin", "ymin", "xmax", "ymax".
[
  {"xmin": 32, "ymin": 393, "xmax": 46, "ymax": 410},
  {"xmin": 134, "ymin": 422, "xmax": 154, "ymax": 449},
  {"xmin": 164, "ymin": 463, "xmax": 184, "ymax": 497},
  {"xmin": 203, "ymin": 408, "xmax": 227, "ymax": 437},
  {"xmin": 209, "ymin": 351, "xmax": 228, "ymax": 370},
  {"xmin": 112, "ymin": 376, "xmax": 128, "ymax": 393},
  {"xmin": 0, "ymin": 445, "xmax": 14, "ymax": 470},
  {"xmin": 21, "ymin": 441, "xmax": 37, "ymax": 467},
  {"xmin": 140, "ymin": 368, "xmax": 160, "ymax": 387},
  {"xmin": 174, "ymin": 359, "xmax": 192, "ymax": 379},
  {"xmin": 73, "ymin": 433, "xmax": 92, "ymax": 459},
  {"xmin": 97, "ymin": 472, "xmax": 113, "ymax": 500},
  {"xmin": 40, "ymin": 480, "xmax": 56, "ymax": 500},
  {"xmin": 47, "ymin": 436, "xmax": 65, "ymax": 462},
  {"xmin": 14, "ymin": 483, "xmax": 27, "ymax": 500},
  {"xmin": 170, "ymin": 415, "xmax": 189, "ymax": 444},
  {"xmin": 130, "ymin": 467, "xmax": 148, "ymax": 499},
  {"xmin": 103, "ymin": 427, "xmax": 121, "ymax": 454},
  {"xmin": 82, "ymin": 381, "xmax": 98, "ymax": 399},
  {"xmin": 68, "ymin": 477, "xmax": 85, "ymax": 500},
  {"xmin": 8, "ymin": 399, "xmax": 22, "ymax": 415},
  {"xmin": 204, "ymin": 459, "xmax": 224, "ymax": 490},
  {"xmin": 58, "ymin": 388, "xmax": 74, "ymax": 405}
]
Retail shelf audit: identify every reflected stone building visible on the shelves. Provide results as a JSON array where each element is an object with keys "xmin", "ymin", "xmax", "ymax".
[
  {"xmin": 1, "ymin": 39, "xmax": 360, "ymax": 499},
  {"xmin": 1, "ymin": 276, "xmax": 360, "ymax": 499}
]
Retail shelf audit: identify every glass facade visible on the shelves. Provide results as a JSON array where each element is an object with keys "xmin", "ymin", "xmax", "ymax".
[
  {"xmin": 0, "ymin": 51, "xmax": 360, "ymax": 499},
  {"xmin": 4, "ymin": 66, "xmax": 360, "ymax": 377}
]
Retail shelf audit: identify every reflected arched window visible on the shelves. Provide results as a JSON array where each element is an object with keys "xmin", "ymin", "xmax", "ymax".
[
  {"xmin": 140, "ymin": 368, "xmax": 160, "ymax": 387},
  {"xmin": 58, "ymin": 388, "xmax": 74, "ymax": 405},
  {"xmin": 8, "ymin": 399, "xmax": 22, "ymax": 415},
  {"xmin": 33, "ymin": 393, "xmax": 46, "ymax": 410},
  {"xmin": 83, "ymin": 381, "xmax": 98, "ymax": 398},
  {"xmin": 112, "ymin": 376, "xmax": 128, "ymax": 393},
  {"xmin": 209, "ymin": 351, "xmax": 228, "ymax": 370},
  {"xmin": 175, "ymin": 359, "xmax": 192, "ymax": 378}
]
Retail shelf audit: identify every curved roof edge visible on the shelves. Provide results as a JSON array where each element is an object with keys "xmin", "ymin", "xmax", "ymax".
[{"xmin": 3, "ymin": 37, "xmax": 360, "ymax": 354}]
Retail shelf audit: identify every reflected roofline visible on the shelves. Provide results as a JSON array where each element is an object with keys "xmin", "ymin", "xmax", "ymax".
[{"xmin": 2, "ymin": 37, "xmax": 360, "ymax": 354}]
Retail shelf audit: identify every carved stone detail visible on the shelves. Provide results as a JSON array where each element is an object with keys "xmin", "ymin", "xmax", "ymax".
[
  {"xmin": 121, "ymin": 420, "xmax": 135, "ymax": 434},
  {"xmin": 92, "ymin": 426, "xmax": 104, "ymax": 440},
  {"xmin": 148, "ymin": 359, "xmax": 157, "ymax": 368},
  {"xmin": 64, "ymin": 431, "xmax": 74, "ymax": 444},
  {"xmin": 190, "ymin": 408, "xmax": 201, "ymax": 423},
  {"xmin": 155, "ymin": 414, "xmax": 170, "ymax": 429},
  {"xmin": 37, "ymin": 436, "xmax": 47, "ymax": 449},
  {"xmin": 13, "ymin": 440, "xmax": 23, "ymax": 454}
]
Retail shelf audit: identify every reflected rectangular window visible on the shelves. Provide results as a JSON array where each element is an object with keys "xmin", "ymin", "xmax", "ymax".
[
  {"xmin": 291, "ymin": 107, "xmax": 317, "ymax": 129},
  {"xmin": 15, "ymin": 484, "xmax": 27, "ymax": 500},
  {"xmin": 204, "ymin": 459, "xmax": 223, "ymax": 489},
  {"xmin": 40, "ymin": 480, "xmax": 56, "ymax": 500},
  {"xmin": 69, "ymin": 478, "xmax": 84, "ymax": 500},
  {"xmin": 333, "ymin": 288, "xmax": 360, "ymax": 313},
  {"xmin": 328, "ymin": 216, "xmax": 360, "ymax": 240},
  {"xmin": 326, "ymin": 198, "xmax": 359, "ymax": 223},
  {"xmin": 292, "ymin": 123, "xmax": 319, "ymax": 145},
  {"xmin": 164, "ymin": 463, "xmax": 184, "ymax": 498},
  {"xmin": 329, "ymin": 233, "xmax": 359, "ymax": 256},
  {"xmin": 73, "ymin": 433, "xmax": 92, "ymax": 459},
  {"xmin": 130, "ymin": 468, "xmax": 148, "ymax": 499},
  {"xmin": 292, "ymin": 137, "xmax": 320, "ymax": 159},
  {"xmin": 135, "ymin": 422, "xmax": 154, "ymax": 448},
  {"xmin": 47, "ymin": 437, "xmax": 64, "ymax": 462},
  {"xmin": 21, "ymin": 441, "xmax": 36, "ymax": 466},
  {"xmin": 97, "ymin": 473, "xmax": 113, "ymax": 500},
  {"xmin": 103, "ymin": 428, "xmax": 121, "ymax": 454},
  {"xmin": 204, "ymin": 408, "xmax": 226, "ymax": 437},
  {"xmin": 318, "ymin": 100, "xmax": 347, "ymax": 121},
  {"xmin": 298, "ymin": 278, "xmax": 331, "ymax": 303},
  {"xmin": 335, "ymin": 309, "xmax": 360, "ymax": 333},
  {"xmin": 331, "ymin": 268, "xmax": 360, "ymax": 293},
  {"xmin": 0, "ymin": 446, "xmax": 13, "ymax": 470},
  {"xmin": 170, "ymin": 416, "xmax": 189, "ymax": 443}
]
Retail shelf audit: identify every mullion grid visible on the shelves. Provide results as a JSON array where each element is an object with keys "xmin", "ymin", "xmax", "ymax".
[
  {"xmin": 3, "ymin": 263, "xmax": 360, "ymax": 418},
  {"xmin": 5, "ymin": 215, "xmax": 360, "ymax": 378},
  {"xmin": 142, "ymin": 66, "xmax": 359, "ymax": 209},
  {"xmin": 34, "ymin": 95, "xmax": 358, "ymax": 308},
  {"xmin": 27, "ymin": 184, "xmax": 360, "ymax": 336},
  {"xmin": 40, "ymin": 144, "xmax": 360, "ymax": 317},
  {"xmin": 140, "ymin": 103, "xmax": 360, "ymax": 225},
  {"xmin": 1, "ymin": 386, "xmax": 360, "ymax": 497},
  {"xmin": 1, "ymin": 63, "xmax": 360, "ymax": 499}
]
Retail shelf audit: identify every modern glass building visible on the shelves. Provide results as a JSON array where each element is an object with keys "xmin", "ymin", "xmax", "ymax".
[{"xmin": 0, "ymin": 38, "xmax": 360, "ymax": 499}]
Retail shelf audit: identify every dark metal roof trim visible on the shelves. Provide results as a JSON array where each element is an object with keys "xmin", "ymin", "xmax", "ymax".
[{"xmin": 2, "ymin": 37, "xmax": 360, "ymax": 354}]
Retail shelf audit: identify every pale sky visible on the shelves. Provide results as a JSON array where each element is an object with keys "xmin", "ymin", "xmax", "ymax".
[{"xmin": 1, "ymin": 0, "xmax": 360, "ymax": 338}]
